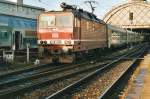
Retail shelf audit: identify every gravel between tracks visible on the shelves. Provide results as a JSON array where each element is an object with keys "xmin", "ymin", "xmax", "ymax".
[
  {"xmin": 17, "ymin": 71, "xmax": 93, "ymax": 99},
  {"xmin": 60, "ymin": 60, "xmax": 133, "ymax": 99},
  {"xmin": 20, "ymin": 60, "xmax": 133, "ymax": 99}
]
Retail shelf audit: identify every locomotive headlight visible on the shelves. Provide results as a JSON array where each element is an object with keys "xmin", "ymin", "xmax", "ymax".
[{"xmin": 62, "ymin": 46, "xmax": 69, "ymax": 53}]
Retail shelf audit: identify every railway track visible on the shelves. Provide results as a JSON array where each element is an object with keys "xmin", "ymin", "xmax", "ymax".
[
  {"xmin": 0, "ymin": 49, "xmax": 119, "ymax": 77},
  {"xmin": 45, "ymin": 45, "xmax": 147, "ymax": 99},
  {"xmin": 0, "ymin": 45, "xmax": 136, "ymax": 81},
  {"xmin": 0, "ymin": 44, "xmax": 146, "ymax": 99},
  {"xmin": 98, "ymin": 47, "xmax": 147, "ymax": 99},
  {"xmin": 0, "ymin": 63, "xmax": 59, "ymax": 77},
  {"xmin": 0, "ymin": 49, "xmax": 128, "ymax": 89},
  {"xmin": 19, "ymin": 44, "xmax": 146, "ymax": 99},
  {"xmin": 0, "ymin": 61, "xmax": 109, "ymax": 99},
  {"xmin": 0, "ymin": 43, "xmax": 142, "ymax": 78}
]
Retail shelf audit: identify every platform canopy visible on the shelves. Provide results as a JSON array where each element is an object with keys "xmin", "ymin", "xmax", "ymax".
[{"xmin": 103, "ymin": 0, "xmax": 150, "ymax": 29}]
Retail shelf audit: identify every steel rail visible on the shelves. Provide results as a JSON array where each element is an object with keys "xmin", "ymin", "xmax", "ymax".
[
  {"xmin": 0, "ymin": 61, "xmax": 108, "ymax": 98},
  {"xmin": 0, "ymin": 45, "xmax": 140, "ymax": 89},
  {"xmin": 0, "ymin": 43, "xmax": 143, "ymax": 78},
  {"xmin": 0, "ymin": 44, "xmax": 145, "ymax": 99},
  {"xmin": 99, "ymin": 48, "xmax": 146, "ymax": 99},
  {"xmin": 0, "ymin": 45, "xmax": 143, "ymax": 98},
  {"xmin": 0, "ymin": 59, "xmax": 106, "ymax": 88},
  {"xmin": 45, "ymin": 46, "xmax": 147, "ymax": 99}
]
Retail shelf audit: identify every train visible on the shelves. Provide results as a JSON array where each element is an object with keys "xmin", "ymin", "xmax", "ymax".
[{"xmin": 37, "ymin": 3, "xmax": 144, "ymax": 63}]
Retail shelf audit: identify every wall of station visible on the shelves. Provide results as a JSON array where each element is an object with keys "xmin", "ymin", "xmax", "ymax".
[
  {"xmin": 0, "ymin": 15, "xmax": 37, "ymax": 49},
  {"xmin": 0, "ymin": 1, "xmax": 45, "ymax": 50}
]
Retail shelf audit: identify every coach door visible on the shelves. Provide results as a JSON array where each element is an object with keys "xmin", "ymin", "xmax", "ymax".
[{"xmin": 14, "ymin": 31, "xmax": 21, "ymax": 50}]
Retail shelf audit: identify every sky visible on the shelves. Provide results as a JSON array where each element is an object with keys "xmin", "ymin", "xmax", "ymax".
[{"xmin": 6, "ymin": 0, "xmax": 150, "ymax": 18}]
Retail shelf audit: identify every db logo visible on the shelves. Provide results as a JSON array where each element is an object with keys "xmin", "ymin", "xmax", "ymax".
[{"xmin": 52, "ymin": 33, "xmax": 59, "ymax": 38}]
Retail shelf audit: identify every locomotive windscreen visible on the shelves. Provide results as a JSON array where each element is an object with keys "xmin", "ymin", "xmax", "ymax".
[
  {"xmin": 39, "ymin": 15, "xmax": 55, "ymax": 28},
  {"xmin": 39, "ymin": 14, "xmax": 73, "ymax": 28}
]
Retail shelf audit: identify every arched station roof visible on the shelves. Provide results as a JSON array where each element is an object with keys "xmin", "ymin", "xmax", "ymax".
[{"xmin": 103, "ymin": 1, "xmax": 150, "ymax": 29}]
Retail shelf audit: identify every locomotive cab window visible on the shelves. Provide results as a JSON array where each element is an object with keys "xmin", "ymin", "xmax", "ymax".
[
  {"xmin": 39, "ymin": 14, "xmax": 73, "ymax": 28},
  {"xmin": 39, "ymin": 15, "xmax": 55, "ymax": 28},
  {"xmin": 56, "ymin": 15, "xmax": 72, "ymax": 27}
]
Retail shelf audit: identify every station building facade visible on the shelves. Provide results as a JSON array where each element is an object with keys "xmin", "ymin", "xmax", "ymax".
[{"xmin": 0, "ymin": 0, "xmax": 45, "ymax": 50}]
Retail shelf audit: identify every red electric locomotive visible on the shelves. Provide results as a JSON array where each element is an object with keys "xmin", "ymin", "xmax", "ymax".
[{"xmin": 37, "ymin": 3, "xmax": 108, "ymax": 63}]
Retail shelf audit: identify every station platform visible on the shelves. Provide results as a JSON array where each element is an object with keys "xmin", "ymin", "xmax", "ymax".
[
  {"xmin": 140, "ymin": 54, "xmax": 150, "ymax": 99},
  {"xmin": 124, "ymin": 54, "xmax": 150, "ymax": 99}
]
